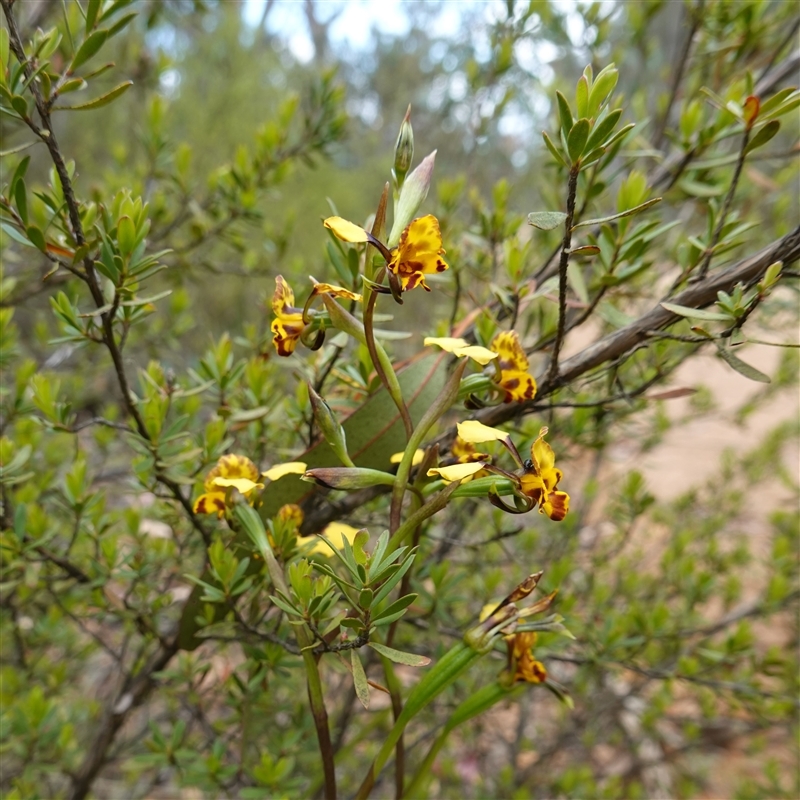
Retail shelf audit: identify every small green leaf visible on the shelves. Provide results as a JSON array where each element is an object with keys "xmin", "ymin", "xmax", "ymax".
[
  {"xmin": 527, "ymin": 211, "xmax": 567, "ymax": 231},
  {"xmin": 0, "ymin": 222, "xmax": 35, "ymax": 248},
  {"xmin": 541, "ymin": 130, "xmax": 566, "ymax": 166},
  {"xmin": 744, "ymin": 120, "xmax": 780, "ymax": 154},
  {"xmin": 572, "ymin": 198, "xmax": 662, "ymax": 229},
  {"xmin": 368, "ymin": 642, "xmax": 431, "ymax": 667},
  {"xmin": 567, "ymin": 118, "xmax": 590, "ymax": 163},
  {"xmin": 587, "ymin": 65, "xmax": 618, "ymax": 117},
  {"xmin": 660, "ymin": 302, "xmax": 731, "ymax": 321},
  {"xmin": 117, "ymin": 215, "xmax": 136, "ymax": 256},
  {"xmin": 351, "ymin": 650, "xmax": 370, "ymax": 709},
  {"xmin": 70, "ymin": 29, "xmax": 109, "ymax": 72},
  {"xmin": 14, "ymin": 179, "xmax": 27, "ymax": 225},
  {"xmin": 10, "ymin": 95, "xmax": 28, "ymax": 117},
  {"xmin": 57, "ymin": 80, "xmax": 133, "ymax": 110},
  {"xmin": 575, "ymin": 74, "xmax": 589, "ymax": 117},
  {"xmin": 26, "ymin": 225, "xmax": 46, "ymax": 252},
  {"xmin": 59, "ymin": 78, "xmax": 87, "ymax": 94},
  {"xmin": 86, "ymin": 0, "xmax": 103, "ymax": 32},
  {"xmin": 715, "ymin": 345, "xmax": 770, "ymax": 383},
  {"xmin": 0, "ymin": 27, "xmax": 9, "ymax": 69},
  {"xmin": 585, "ymin": 107, "xmax": 622, "ymax": 152},
  {"xmin": 556, "ymin": 91, "xmax": 573, "ymax": 138}
]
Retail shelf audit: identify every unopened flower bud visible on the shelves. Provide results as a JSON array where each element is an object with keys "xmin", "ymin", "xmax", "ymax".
[
  {"xmin": 301, "ymin": 467, "xmax": 396, "ymax": 490},
  {"xmin": 393, "ymin": 105, "xmax": 414, "ymax": 187},
  {"xmin": 308, "ymin": 384, "xmax": 354, "ymax": 467},
  {"xmin": 388, "ymin": 150, "xmax": 436, "ymax": 247}
]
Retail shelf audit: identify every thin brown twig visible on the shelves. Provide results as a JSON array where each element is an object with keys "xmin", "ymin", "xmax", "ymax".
[{"xmin": 547, "ymin": 166, "xmax": 580, "ymax": 385}]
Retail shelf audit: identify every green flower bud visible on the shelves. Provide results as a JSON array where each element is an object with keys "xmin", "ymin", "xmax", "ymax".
[
  {"xmin": 393, "ymin": 105, "xmax": 414, "ymax": 188},
  {"xmin": 308, "ymin": 384, "xmax": 355, "ymax": 467}
]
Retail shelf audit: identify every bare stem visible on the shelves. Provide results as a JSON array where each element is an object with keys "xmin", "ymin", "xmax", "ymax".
[{"xmin": 547, "ymin": 165, "xmax": 580, "ymax": 386}]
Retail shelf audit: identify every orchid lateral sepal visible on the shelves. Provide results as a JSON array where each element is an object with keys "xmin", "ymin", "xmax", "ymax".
[
  {"xmin": 307, "ymin": 384, "xmax": 355, "ymax": 468},
  {"xmin": 489, "ymin": 488, "xmax": 535, "ymax": 515}
]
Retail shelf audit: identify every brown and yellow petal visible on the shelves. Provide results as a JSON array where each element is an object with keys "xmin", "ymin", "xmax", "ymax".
[
  {"xmin": 277, "ymin": 503, "xmax": 304, "ymax": 529},
  {"xmin": 388, "ymin": 215, "xmax": 449, "ymax": 292},
  {"xmin": 532, "ymin": 431, "xmax": 556, "ymax": 474},
  {"xmin": 204, "ymin": 454, "xmax": 260, "ymax": 492},
  {"xmin": 312, "ymin": 283, "xmax": 362, "ymax": 302},
  {"xmin": 272, "ymin": 275, "xmax": 297, "ymax": 316},
  {"xmin": 497, "ymin": 369, "xmax": 537, "ymax": 403},
  {"xmin": 542, "ymin": 490, "xmax": 570, "ymax": 521},
  {"xmin": 519, "ymin": 472, "xmax": 546, "ymax": 502},
  {"xmin": 271, "ymin": 313, "xmax": 305, "ymax": 357},
  {"xmin": 193, "ymin": 491, "xmax": 227, "ymax": 517},
  {"xmin": 492, "ymin": 330, "xmax": 529, "ymax": 373}
]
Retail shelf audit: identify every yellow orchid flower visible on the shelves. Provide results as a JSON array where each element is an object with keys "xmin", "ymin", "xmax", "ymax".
[
  {"xmin": 490, "ymin": 330, "xmax": 537, "ymax": 403},
  {"xmin": 324, "ymin": 214, "xmax": 450, "ymax": 292},
  {"xmin": 389, "ymin": 215, "xmax": 449, "ymax": 291},
  {"xmin": 519, "ymin": 427, "xmax": 570, "ymax": 521},
  {"xmin": 424, "ymin": 336, "xmax": 498, "ymax": 366},
  {"xmin": 271, "ymin": 276, "xmax": 306, "ymax": 357},
  {"xmin": 194, "ymin": 454, "xmax": 262, "ymax": 517},
  {"xmin": 505, "ymin": 631, "xmax": 547, "ymax": 684}
]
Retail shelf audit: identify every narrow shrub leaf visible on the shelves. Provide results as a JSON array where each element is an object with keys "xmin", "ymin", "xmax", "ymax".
[
  {"xmin": 351, "ymin": 650, "xmax": 370, "ymax": 708},
  {"xmin": 369, "ymin": 642, "xmax": 431, "ymax": 666}
]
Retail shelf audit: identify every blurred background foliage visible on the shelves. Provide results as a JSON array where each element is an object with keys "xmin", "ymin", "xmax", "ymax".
[{"xmin": 1, "ymin": 0, "xmax": 798, "ymax": 798}]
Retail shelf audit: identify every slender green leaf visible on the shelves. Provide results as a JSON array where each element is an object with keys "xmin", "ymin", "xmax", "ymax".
[
  {"xmin": 56, "ymin": 80, "xmax": 132, "ymax": 110},
  {"xmin": 556, "ymin": 91, "xmax": 573, "ymax": 138},
  {"xmin": 744, "ymin": 120, "xmax": 780, "ymax": 154},
  {"xmin": 572, "ymin": 198, "xmax": 661, "ymax": 229},
  {"xmin": 70, "ymin": 29, "xmax": 109, "ymax": 72},
  {"xmin": 369, "ymin": 642, "xmax": 431, "ymax": 667},
  {"xmin": 660, "ymin": 302, "xmax": 731, "ymax": 321},
  {"xmin": 541, "ymin": 130, "xmax": 566, "ymax": 166},
  {"xmin": 14, "ymin": 179, "xmax": 27, "ymax": 225},
  {"xmin": 0, "ymin": 222, "xmax": 35, "ymax": 248},
  {"xmin": 86, "ymin": 0, "xmax": 103, "ymax": 32},
  {"xmin": 715, "ymin": 345, "xmax": 770, "ymax": 383},
  {"xmin": 351, "ymin": 650, "xmax": 370, "ymax": 708}
]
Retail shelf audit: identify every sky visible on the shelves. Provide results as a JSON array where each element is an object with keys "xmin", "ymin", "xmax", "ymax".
[{"xmin": 242, "ymin": 0, "xmax": 501, "ymax": 62}]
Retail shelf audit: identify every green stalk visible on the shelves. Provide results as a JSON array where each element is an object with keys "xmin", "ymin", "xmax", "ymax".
[
  {"xmin": 379, "ymin": 654, "xmax": 406, "ymax": 799},
  {"xmin": 403, "ymin": 682, "xmax": 522, "ymax": 797},
  {"xmin": 363, "ymin": 287, "xmax": 413, "ymax": 439},
  {"xmin": 234, "ymin": 507, "xmax": 336, "ymax": 798},
  {"xmin": 388, "ymin": 359, "xmax": 467, "ymax": 533},
  {"xmin": 388, "ymin": 481, "xmax": 460, "ymax": 551},
  {"xmin": 323, "ymin": 295, "xmax": 410, "ymax": 437},
  {"xmin": 355, "ymin": 642, "xmax": 481, "ymax": 800}
]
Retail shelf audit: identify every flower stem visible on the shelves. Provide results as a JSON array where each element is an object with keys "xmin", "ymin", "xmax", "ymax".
[
  {"xmin": 388, "ymin": 360, "xmax": 467, "ymax": 533},
  {"xmin": 364, "ymin": 286, "xmax": 413, "ymax": 439},
  {"xmin": 547, "ymin": 165, "xmax": 580, "ymax": 386}
]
